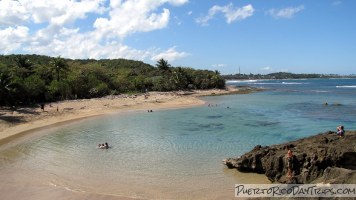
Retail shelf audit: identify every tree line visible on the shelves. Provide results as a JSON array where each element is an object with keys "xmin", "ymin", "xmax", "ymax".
[{"xmin": 0, "ymin": 54, "xmax": 225, "ymax": 106}]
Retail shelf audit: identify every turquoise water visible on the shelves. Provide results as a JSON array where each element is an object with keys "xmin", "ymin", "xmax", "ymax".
[{"xmin": 0, "ymin": 78, "xmax": 355, "ymax": 199}]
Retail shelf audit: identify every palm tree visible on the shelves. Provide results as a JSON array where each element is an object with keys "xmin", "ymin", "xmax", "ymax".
[
  {"xmin": 212, "ymin": 70, "xmax": 225, "ymax": 89},
  {"xmin": 172, "ymin": 67, "xmax": 188, "ymax": 90},
  {"xmin": 156, "ymin": 58, "xmax": 170, "ymax": 71},
  {"xmin": 15, "ymin": 55, "xmax": 33, "ymax": 79},
  {"xmin": 51, "ymin": 56, "xmax": 68, "ymax": 82},
  {"xmin": 0, "ymin": 71, "xmax": 14, "ymax": 105}
]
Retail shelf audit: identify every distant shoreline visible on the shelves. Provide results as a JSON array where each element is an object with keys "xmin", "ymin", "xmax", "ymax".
[
  {"xmin": 0, "ymin": 86, "xmax": 261, "ymax": 144},
  {"xmin": 222, "ymin": 72, "xmax": 356, "ymax": 80}
]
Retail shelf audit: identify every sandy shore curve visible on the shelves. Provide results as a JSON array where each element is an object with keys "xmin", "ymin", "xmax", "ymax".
[{"xmin": 0, "ymin": 86, "xmax": 253, "ymax": 143}]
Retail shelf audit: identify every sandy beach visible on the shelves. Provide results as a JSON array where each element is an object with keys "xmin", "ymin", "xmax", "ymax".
[{"xmin": 0, "ymin": 86, "xmax": 251, "ymax": 143}]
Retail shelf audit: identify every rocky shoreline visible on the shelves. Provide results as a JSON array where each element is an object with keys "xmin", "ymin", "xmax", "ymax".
[{"xmin": 224, "ymin": 130, "xmax": 356, "ymax": 184}]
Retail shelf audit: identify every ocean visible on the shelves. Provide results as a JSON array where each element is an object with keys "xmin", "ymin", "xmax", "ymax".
[{"xmin": 0, "ymin": 78, "xmax": 355, "ymax": 199}]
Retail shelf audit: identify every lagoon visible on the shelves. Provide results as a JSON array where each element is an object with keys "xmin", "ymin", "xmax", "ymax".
[{"xmin": 0, "ymin": 78, "xmax": 355, "ymax": 199}]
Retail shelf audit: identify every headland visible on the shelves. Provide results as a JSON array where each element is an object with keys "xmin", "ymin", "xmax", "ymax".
[{"xmin": 224, "ymin": 130, "xmax": 356, "ymax": 184}]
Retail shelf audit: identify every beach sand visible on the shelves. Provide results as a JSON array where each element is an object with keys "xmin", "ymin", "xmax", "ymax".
[{"xmin": 0, "ymin": 86, "xmax": 246, "ymax": 143}]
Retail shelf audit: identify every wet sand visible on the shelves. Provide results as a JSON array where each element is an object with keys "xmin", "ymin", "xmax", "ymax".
[{"xmin": 0, "ymin": 161, "xmax": 269, "ymax": 200}]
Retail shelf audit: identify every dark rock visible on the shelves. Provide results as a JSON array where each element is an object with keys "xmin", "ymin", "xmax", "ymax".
[
  {"xmin": 224, "ymin": 130, "xmax": 356, "ymax": 184},
  {"xmin": 315, "ymin": 167, "xmax": 356, "ymax": 184},
  {"xmin": 339, "ymin": 152, "xmax": 356, "ymax": 170}
]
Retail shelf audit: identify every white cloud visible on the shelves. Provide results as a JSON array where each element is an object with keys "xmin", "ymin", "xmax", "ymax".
[
  {"xmin": 0, "ymin": 0, "xmax": 106, "ymax": 26},
  {"xmin": 26, "ymin": 27, "xmax": 188, "ymax": 62},
  {"xmin": 196, "ymin": 3, "xmax": 254, "ymax": 26},
  {"xmin": 261, "ymin": 66, "xmax": 273, "ymax": 71},
  {"xmin": 94, "ymin": 7, "xmax": 170, "ymax": 39},
  {"xmin": 0, "ymin": 26, "xmax": 29, "ymax": 53},
  {"xmin": 0, "ymin": 0, "xmax": 29, "ymax": 26},
  {"xmin": 212, "ymin": 64, "xmax": 226, "ymax": 68},
  {"xmin": 0, "ymin": 0, "xmax": 190, "ymax": 62},
  {"xmin": 151, "ymin": 46, "xmax": 189, "ymax": 62},
  {"xmin": 94, "ymin": 0, "xmax": 188, "ymax": 38},
  {"xmin": 167, "ymin": 0, "xmax": 188, "ymax": 6},
  {"xmin": 29, "ymin": 36, "xmax": 147, "ymax": 60},
  {"xmin": 267, "ymin": 5, "xmax": 304, "ymax": 19}
]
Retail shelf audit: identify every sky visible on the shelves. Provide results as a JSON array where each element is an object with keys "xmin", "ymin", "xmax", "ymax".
[{"xmin": 1, "ymin": 0, "xmax": 355, "ymax": 75}]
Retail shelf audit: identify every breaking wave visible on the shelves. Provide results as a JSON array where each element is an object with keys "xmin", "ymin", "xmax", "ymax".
[{"xmin": 336, "ymin": 85, "xmax": 356, "ymax": 88}]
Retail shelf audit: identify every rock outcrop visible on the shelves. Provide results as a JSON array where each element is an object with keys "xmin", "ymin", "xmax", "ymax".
[{"xmin": 224, "ymin": 131, "xmax": 356, "ymax": 184}]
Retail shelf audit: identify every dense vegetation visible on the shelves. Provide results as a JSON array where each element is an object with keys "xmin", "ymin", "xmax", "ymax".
[
  {"xmin": 0, "ymin": 54, "xmax": 225, "ymax": 106},
  {"xmin": 223, "ymin": 72, "xmax": 356, "ymax": 80}
]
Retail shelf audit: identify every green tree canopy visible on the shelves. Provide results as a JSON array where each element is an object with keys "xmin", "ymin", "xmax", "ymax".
[{"xmin": 0, "ymin": 54, "xmax": 226, "ymax": 106}]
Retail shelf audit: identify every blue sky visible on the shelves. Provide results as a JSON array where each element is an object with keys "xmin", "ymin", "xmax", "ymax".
[{"xmin": 1, "ymin": 0, "xmax": 355, "ymax": 75}]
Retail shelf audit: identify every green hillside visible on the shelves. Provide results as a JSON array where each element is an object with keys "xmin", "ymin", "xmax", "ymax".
[{"xmin": 0, "ymin": 54, "xmax": 225, "ymax": 106}]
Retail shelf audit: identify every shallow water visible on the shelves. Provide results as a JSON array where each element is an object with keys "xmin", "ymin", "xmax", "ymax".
[{"xmin": 0, "ymin": 78, "xmax": 355, "ymax": 199}]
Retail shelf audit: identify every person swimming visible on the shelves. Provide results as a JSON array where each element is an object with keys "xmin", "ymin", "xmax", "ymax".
[{"xmin": 97, "ymin": 143, "xmax": 110, "ymax": 149}]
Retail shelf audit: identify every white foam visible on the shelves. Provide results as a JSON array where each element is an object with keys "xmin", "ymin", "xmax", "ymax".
[
  {"xmin": 226, "ymin": 80, "xmax": 259, "ymax": 83},
  {"xmin": 336, "ymin": 85, "xmax": 356, "ymax": 88},
  {"xmin": 281, "ymin": 82, "xmax": 307, "ymax": 85},
  {"xmin": 311, "ymin": 90, "xmax": 329, "ymax": 93},
  {"xmin": 249, "ymin": 82, "xmax": 278, "ymax": 85}
]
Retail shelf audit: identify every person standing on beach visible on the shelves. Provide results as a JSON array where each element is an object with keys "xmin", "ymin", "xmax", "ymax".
[
  {"xmin": 337, "ymin": 125, "xmax": 345, "ymax": 137},
  {"xmin": 286, "ymin": 150, "xmax": 293, "ymax": 178}
]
